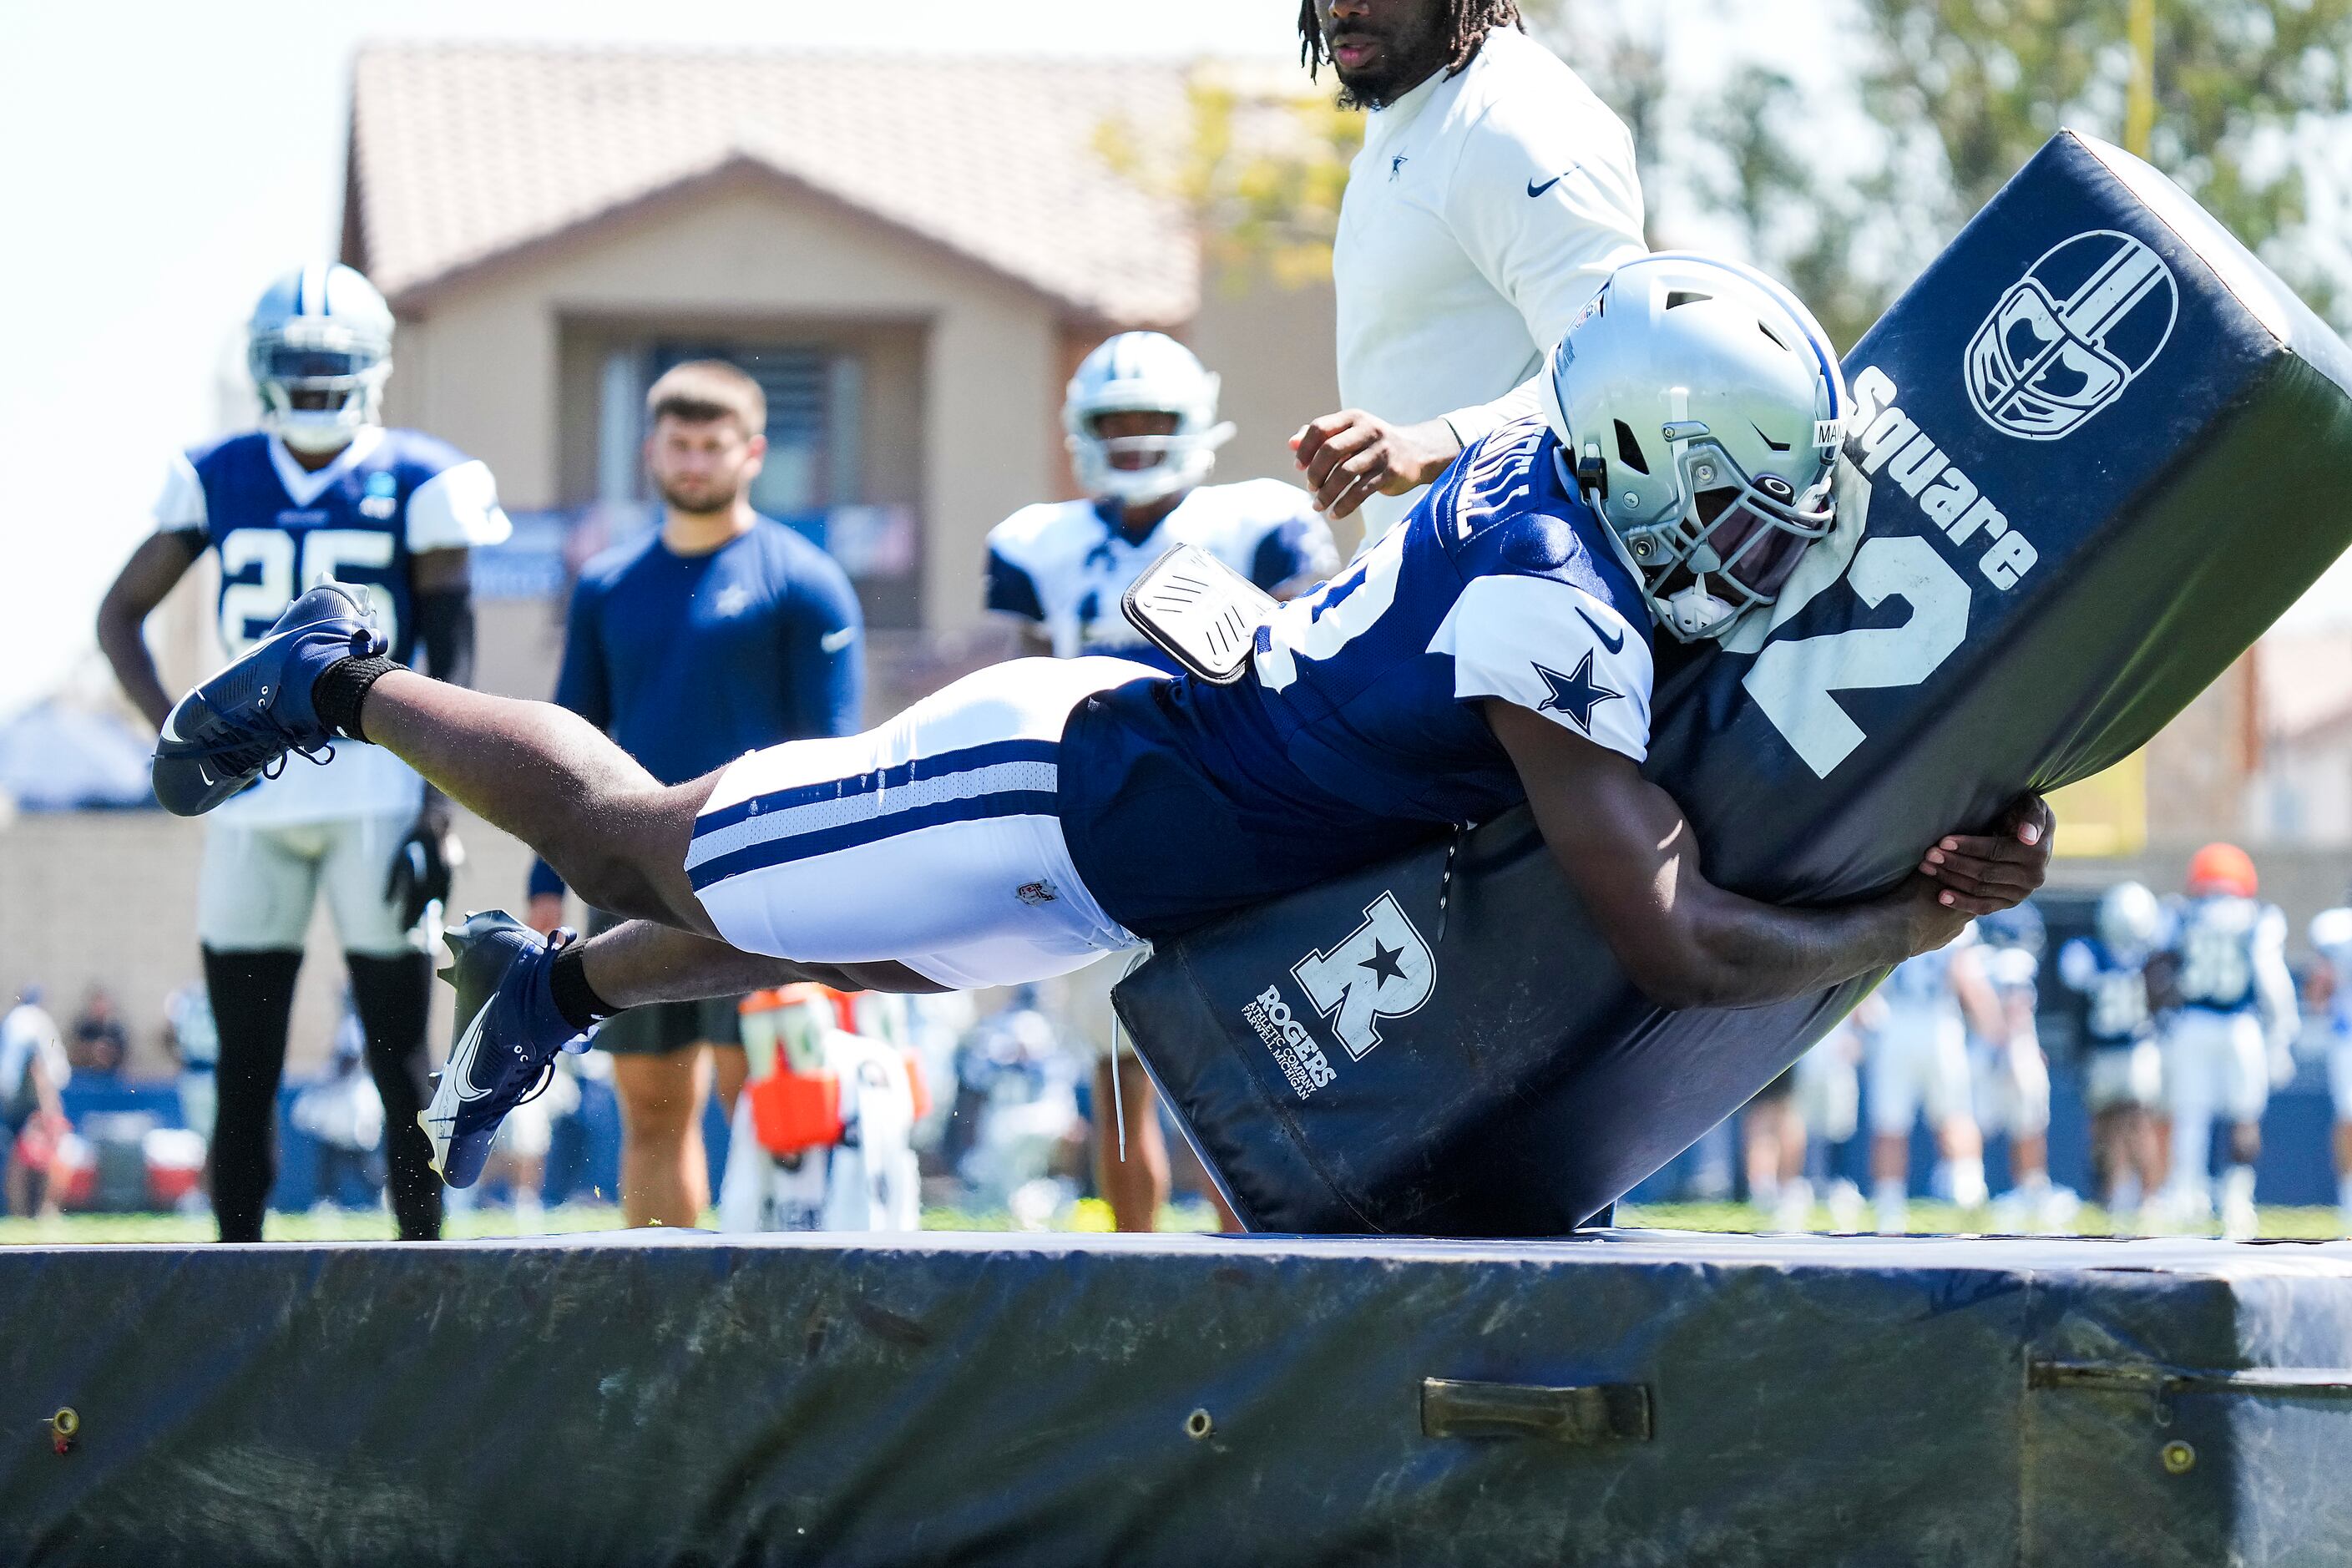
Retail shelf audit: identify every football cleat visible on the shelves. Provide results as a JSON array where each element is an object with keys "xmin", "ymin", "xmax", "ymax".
[
  {"xmin": 151, "ymin": 583, "xmax": 385, "ymax": 817},
  {"xmin": 423, "ymin": 910, "xmax": 589, "ymax": 1189}
]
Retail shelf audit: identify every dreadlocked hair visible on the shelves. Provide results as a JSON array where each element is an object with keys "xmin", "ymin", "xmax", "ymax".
[{"xmin": 1297, "ymin": 0, "xmax": 1523, "ymax": 86}]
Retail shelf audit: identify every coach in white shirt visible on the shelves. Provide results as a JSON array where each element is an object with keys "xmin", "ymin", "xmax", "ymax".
[{"xmin": 1292, "ymin": 0, "xmax": 1647, "ymax": 544}]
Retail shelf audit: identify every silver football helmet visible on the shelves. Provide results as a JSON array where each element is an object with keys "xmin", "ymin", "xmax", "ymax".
[
  {"xmin": 1542, "ymin": 253, "xmax": 1847, "ymax": 641},
  {"xmin": 1064, "ymin": 331, "xmax": 1235, "ymax": 507},
  {"xmin": 248, "ymin": 263, "xmax": 394, "ymax": 454},
  {"xmin": 2097, "ymin": 881, "xmax": 2162, "ymax": 957}
]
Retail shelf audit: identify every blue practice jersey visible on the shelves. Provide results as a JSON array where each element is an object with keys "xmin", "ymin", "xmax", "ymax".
[
  {"xmin": 1879, "ymin": 925, "xmax": 1977, "ymax": 1014},
  {"xmin": 1058, "ymin": 416, "xmax": 1654, "ymax": 938},
  {"xmin": 2162, "ymin": 893, "xmax": 2289, "ymax": 1014},
  {"xmin": 153, "ymin": 427, "xmax": 510, "ymax": 825},
  {"xmin": 531, "ymin": 518, "xmax": 863, "ymax": 900},
  {"xmin": 2056, "ymin": 937, "xmax": 2153, "ymax": 1046},
  {"xmin": 985, "ymin": 479, "xmax": 1338, "ymax": 672}
]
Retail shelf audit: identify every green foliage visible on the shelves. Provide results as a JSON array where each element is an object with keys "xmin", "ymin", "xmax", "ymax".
[{"xmin": 1097, "ymin": 75, "xmax": 1363, "ymax": 291}]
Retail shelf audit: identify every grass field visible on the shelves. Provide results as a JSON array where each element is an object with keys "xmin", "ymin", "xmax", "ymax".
[{"xmin": 1, "ymin": 1200, "xmax": 2343, "ymax": 1245}]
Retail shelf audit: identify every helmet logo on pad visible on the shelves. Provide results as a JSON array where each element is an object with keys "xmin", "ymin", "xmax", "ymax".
[{"xmin": 1965, "ymin": 230, "xmax": 2177, "ymax": 443}]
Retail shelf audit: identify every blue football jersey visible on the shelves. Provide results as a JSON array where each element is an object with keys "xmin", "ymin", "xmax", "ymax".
[
  {"xmin": 1879, "ymin": 925, "xmax": 1977, "ymax": 1013},
  {"xmin": 2056, "ymin": 937, "xmax": 2152, "ymax": 1045},
  {"xmin": 1058, "ymin": 416, "xmax": 1654, "ymax": 938},
  {"xmin": 153, "ymin": 427, "xmax": 509, "ymax": 822},
  {"xmin": 2162, "ymin": 893, "xmax": 2287, "ymax": 1013},
  {"xmin": 985, "ymin": 479, "xmax": 1338, "ymax": 670}
]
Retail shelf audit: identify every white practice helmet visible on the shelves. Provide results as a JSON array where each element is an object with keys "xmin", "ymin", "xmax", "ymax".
[
  {"xmin": 1543, "ymin": 253, "xmax": 1847, "ymax": 641},
  {"xmin": 2097, "ymin": 881, "xmax": 2162, "ymax": 955},
  {"xmin": 1064, "ymin": 331, "xmax": 1235, "ymax": 507},
  {"xmin": 249, "ymin": 263, "xmax": 394, "ymax": 454}
]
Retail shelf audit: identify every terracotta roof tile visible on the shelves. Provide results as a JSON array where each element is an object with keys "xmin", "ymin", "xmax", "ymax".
[{"xmin": 350, "ymin": 45, "xmax": 1198, "ymax": 324}]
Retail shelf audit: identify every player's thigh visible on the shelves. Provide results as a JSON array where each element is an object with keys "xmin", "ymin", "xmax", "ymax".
[
  {"xmin": 1864, "ymin": 1029, "xmax": 1924, "ymax": 1136},
  {"xmin": 318, "ymin": 809, "xmax": 419, "ymax": 958},
  {"xmin": 2222, "ymin": 1014, "xmax": 2270, "ymax": 1124},
  {"xmin": 688, "ymin": 657, "xmax": 1154, "ymax": 990},
  {"xmin": 196, "ymin": 822, "xmax": 322, "ymax": 951},
  {"xmin": 1922, "ymin": 1022, "xmax": 1972, "ymax": 1127}
]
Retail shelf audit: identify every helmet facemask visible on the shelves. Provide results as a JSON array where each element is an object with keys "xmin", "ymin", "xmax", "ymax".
[
  {"xmin": 254, "ymin": 317, "xmax": 389, "ymax": 454},
  {"xmin": 1615, "ymin": 432, "xmax": 1836, "ymax": 642},
  {"xmin": 1064, "ymin": 331, "xmax": 1234, "ymax": 509}
]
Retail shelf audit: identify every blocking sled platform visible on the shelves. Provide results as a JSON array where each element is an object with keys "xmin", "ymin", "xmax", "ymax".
[{"xmin": 2, "ymin": 1231, "xmax": 2348, "ymax": 1566}]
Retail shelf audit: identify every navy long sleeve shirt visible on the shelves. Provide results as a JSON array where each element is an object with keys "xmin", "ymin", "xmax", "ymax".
[{"xmin": 528, "ymin": 518, "xmax": 863, "ymax": 899}]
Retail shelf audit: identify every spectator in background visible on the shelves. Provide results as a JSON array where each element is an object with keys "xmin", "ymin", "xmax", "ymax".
[
  {"xmin": 68, "ymin": 986, "xmax": 129, "ymax": 1080},
  {"xmin": 527, "ymin": 360, "xmax": 863, "ymax": 1228},
  {"xmin": 2, "ymin": 989, "xmax": 70, "ymax": 1219}
]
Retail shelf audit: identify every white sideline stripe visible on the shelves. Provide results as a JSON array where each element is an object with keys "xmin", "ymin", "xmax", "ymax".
[{"xmin": 685, "ymin": 759, "xmax": 1060, "ymax": 872}]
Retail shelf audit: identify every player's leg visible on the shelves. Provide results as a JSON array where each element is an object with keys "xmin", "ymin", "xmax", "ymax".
[
  {"xmin": 326, "ymin": 808, "xmax": 443, "ymax": 1240},
  {"xmin": 2218, "ymin": 1014, "xmax": 2269, "ymax": 1240},
  {"xmin": 422, "ymin": 656, "xmax": 1156, "ymax": 1188},
  {"xmin": 1927, "ymin": 1022, "xmax": 1986, "ymax": 1211},
  {"xmin": 2160, "ymin": 1013, "xmax": 2217, "ymax": 1227},
  {"xmin": 1864, "ymin": 1025, "xmax": 1919, "ymax": 1233},
  {"xmin": 352, "ymin": 671, "xmax": 715, "ymax": 934},
  {"xmin": 196, "ymin": 822, "xmax": 316, "ymax": 1242},
  {"xmin": 608, "ymin": 1037, "xmax": 713, "ymax": 1230},
  {"xmin": 1093, "ymin": 1054, "xmax": 1171, "ymax": 1232}
]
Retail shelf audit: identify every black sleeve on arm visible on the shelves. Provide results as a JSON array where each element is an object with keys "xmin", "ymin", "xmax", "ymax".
[{"xmin": 415, "ymin": 588, "xmax": 477, "ymax": 690}]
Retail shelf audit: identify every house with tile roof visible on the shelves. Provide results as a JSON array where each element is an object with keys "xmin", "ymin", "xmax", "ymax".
[{"xmin": 341, "ymin": 43, "xmax": 1338, "ymax": 656}]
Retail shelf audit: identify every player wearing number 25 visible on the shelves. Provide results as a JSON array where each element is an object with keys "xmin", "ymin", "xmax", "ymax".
[
  {"xmin": 152, "ymin": 258, "xmax": 2055, "ymax": 1179},
  {"xmin": 99, "ymin": 263, "xmax": 509, "ymax": 1242}
]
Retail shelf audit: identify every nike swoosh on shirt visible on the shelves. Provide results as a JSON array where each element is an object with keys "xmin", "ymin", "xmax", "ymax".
[
  {"xmin": 821, "ymin": 627, "xmax": 857, "ymax": 653},
  {"xmin": 1576, "ymin": 606, "xmax": 1626, "ymax": 655},
  {"xmin": 1527, "ymin": 165, "xmax": 1584, "ymax": 198}
]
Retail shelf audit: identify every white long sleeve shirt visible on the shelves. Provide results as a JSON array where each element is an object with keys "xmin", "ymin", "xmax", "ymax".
[{"xmin": 1333, "ymin": 28, "xmax": 1646, "ymax": 542}]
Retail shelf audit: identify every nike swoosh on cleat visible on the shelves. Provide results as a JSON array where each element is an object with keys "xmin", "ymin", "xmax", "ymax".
[
  {"xmin": 1576, "ymin": 606, "xmax": 1626, "ymax": 655},
  {"xmin": 449, "ymin": 1009, "xmax": 495, "ymax": 1101}
]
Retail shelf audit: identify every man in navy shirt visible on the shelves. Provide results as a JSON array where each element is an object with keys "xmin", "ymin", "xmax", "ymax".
[
  {"xmin": 524, "ymin": 360, "xmax": 861, "ymax": 1227},
  {"xmin": 152, "ymin": 257, "xmax": 2054, "ymax": 1195}
]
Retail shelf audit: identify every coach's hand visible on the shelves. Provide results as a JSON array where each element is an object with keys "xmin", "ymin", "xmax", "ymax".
[
  {"xmin": 1291, "ymin": 410, "xmax": 1461, "ymax": 519},
  {"xmin": 1914, "ymin": 795, "xmax": 2054, "ymax": 922},
  {"xmin": 387, "ymin": 802, "xmax": 458, "ymax": 930}
]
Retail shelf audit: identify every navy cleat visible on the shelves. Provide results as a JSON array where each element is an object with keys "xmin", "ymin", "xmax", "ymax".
[
  {"xmin": 151, "ymin": 583, "xmax": 387, "ymax": 817},
  {"xmin": 423, "ymin": 910, "xmax": 590, "ymax": 1189}
]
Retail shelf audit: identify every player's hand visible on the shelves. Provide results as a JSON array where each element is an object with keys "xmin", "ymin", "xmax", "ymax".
[
  {"xmin": 387, "ymin": 807, "xmax": 458, "ymax": 928},
  {"xmin": 1915, "ymin": 795, "xmax": 2053, "ymax": 917},
  {"xmin": 524, "ymin": 893, "xmax": 565, "ymax": 938},
  {"xmin": 1290, "ymin": 411, "xmax": 1461, "ymax": 519}
]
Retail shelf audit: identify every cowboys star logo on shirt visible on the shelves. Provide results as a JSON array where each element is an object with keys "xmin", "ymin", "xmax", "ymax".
[{"xmin": 1532, "ymin": 650, "xmax": 1622, "ymax": 734}]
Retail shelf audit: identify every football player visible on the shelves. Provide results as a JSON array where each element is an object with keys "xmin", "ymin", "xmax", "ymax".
[
  {"xmin": 2309, "ymin": 898, "xmax": 2352, "ymax": 1236},
  {"xmin": 2149, "ymin": 843, "xmax": 2295, "ymax": 1239},
  {"xmin": 145, "ymin": 255, "xmax": 2054, "ymax": 1191},
  {"xmin": 987, "ymin": 331, "xmax": 1338, "ymax": 1232},
  {"xmin": 1864, "ymin": 932, "xmax": 1996, "ymax": 1235},
  {"xmin": 97, "ymin": 263, "xmax": 510, "ymax": 1240},
  {"xmin": 1974, "ymin": 904, "xmax": 2076, "ymax": 1233},
  {"xmin": 2056, "ymin": 882, "xmax": 2166, "ymax": 1228}
]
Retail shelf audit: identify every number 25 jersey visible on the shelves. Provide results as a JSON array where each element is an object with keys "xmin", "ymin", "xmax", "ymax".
[
  {"xmin": 152, "ymin": 427, "xmax": 511, "ymax": 826},
  {"xmin": 1058, "ymin": 416, "xmax": 1656, "ymax": 938}
]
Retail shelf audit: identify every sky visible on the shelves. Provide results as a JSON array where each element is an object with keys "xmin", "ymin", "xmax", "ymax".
[{"xmin": 0, "ymin": 0, "xmax": 1306, "ymax": 721}]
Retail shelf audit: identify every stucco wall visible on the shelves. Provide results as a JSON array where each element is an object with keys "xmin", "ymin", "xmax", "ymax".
[{"xmin": 382, "ymin": 169, "xmax": 1064, "ymax": 634}]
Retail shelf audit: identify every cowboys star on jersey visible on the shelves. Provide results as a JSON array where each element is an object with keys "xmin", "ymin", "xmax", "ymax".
[
  {"xmin": 984, "ymin": 480, "xmax": 1338, "ymax": 667},
  {"xmin": 152, "ymin": 426, "xmax": 510, "ymax": 826},
  {"xmin": 1057, "ymin": 413, "xmax": 1653, "ymax": 936}
]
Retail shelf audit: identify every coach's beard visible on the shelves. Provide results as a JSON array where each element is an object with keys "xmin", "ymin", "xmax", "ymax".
[{"xmin": 655, "ymin": 479, "xmax": 741, "ymax": 517}]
